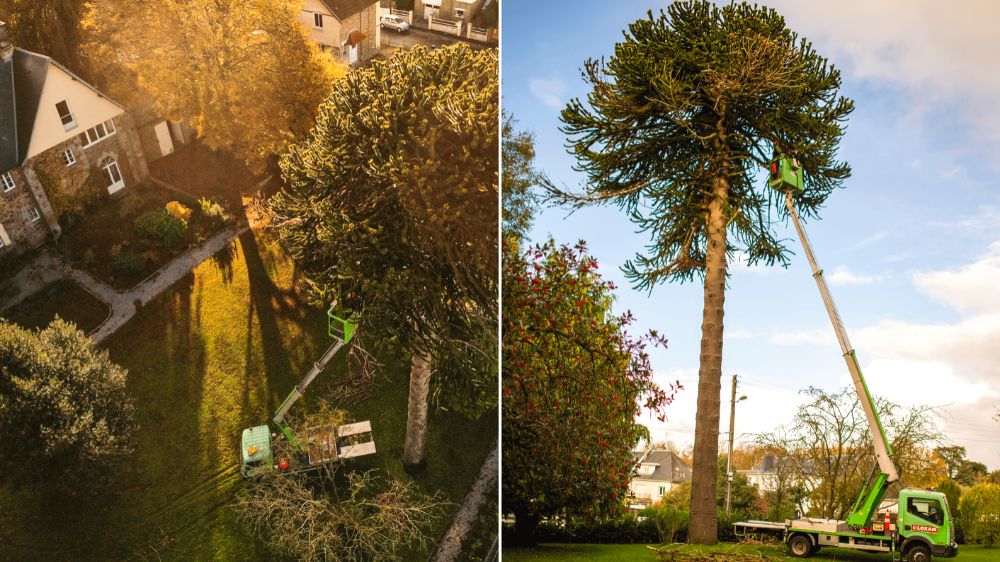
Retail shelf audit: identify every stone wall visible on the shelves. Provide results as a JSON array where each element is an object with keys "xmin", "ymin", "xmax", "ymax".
[{"xmin": 0, "ymin": 166, "xmax": 50, "ymax": 257}]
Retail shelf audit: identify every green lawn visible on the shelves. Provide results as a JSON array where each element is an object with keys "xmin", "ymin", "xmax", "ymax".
[
  {"xmin": 1, "ymin": 279, "xmax": 109, "ymax": 333},
  {"xmin": 503, "ymin": 543, "xmax": 999, "ymax": 562},
  {"xmin": 0, "ymin": 228, "xmax": 494, "ymax": 561}
]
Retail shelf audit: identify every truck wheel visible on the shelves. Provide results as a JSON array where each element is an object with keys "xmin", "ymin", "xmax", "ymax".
[
  {"xmin": 787, "ymin": 535, "xmax": 812, "ymax": 558},
  {"xmin": 906, "ymin": 545, "xmax": 931, "ymax": 562}
]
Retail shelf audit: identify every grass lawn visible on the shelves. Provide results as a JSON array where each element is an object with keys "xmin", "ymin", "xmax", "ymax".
[
  {"xmin": 59, "ymin": 182, "xmax": 230, "ymax": 290},
  {"xmin": 0, "ymin": 228, "xmax": 495, "ymax": 561},
  {"xmin": 1, "ymin": 279, "xmax": 109, "ymax": 333},
  {"xmin": 503, "ymin": 543, "xmax": 999, "ymax": 562}
]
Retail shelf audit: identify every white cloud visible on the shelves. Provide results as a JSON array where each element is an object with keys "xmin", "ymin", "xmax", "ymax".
[
  {"xmin": 529, "ymin": 78, "xmax": 567, "ymax": 110},
  {"xmin": 765, "ymin": 0, "xmax": 1000, "ymax": 150},
  {"xmin": 828, "ymin": 265, "xmax": 876, "ymax": 286},
  {"xmin": 767, "ymin": 328, "xmax": 832, "ymax": 347},
  {"xmin": 913, "ymin": 244, "xmax": 1000, "ymax": 313},
  {"xmin": 849, "ymin": 231, "xmax": 887, "ymax": 251},
  {"xmin": 731, "ymin": 251, "xmax": 770, "ymax": 274}
]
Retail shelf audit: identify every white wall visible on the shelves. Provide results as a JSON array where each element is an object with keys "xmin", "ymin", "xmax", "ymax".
[
  {"xmin": 25, "ymin": 62, "xmax": 123, "ymax": 159},
  {"xmin": 300, "ymin": 0, "xmax": 342, "ymax": 50}
]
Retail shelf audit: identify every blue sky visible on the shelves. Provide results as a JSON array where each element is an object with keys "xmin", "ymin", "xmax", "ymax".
[{"xmin": 503, "ymin": 0, "xmax": 1000, "ymax": 468}]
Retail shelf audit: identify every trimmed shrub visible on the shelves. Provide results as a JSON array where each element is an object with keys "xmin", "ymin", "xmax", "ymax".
[
  {"xmin": 165, "ymin": 200, "xmax": 193, "ymax": 222},
  {"xmin": 959, "ymin": 483, "xmax": 1000, "ymax": 546},
  {"xmin": 135, "ymin": 209, "xmax": 187, "ymax": 250},
  {"xmin": 525, "ymin": 517, "xmax": 660, "ymax": 544},
  {"xmin": 198, "ymin": 197, "xmax": 232, "ymax": 227},
  {"xmin": 642, "ymin": 506, "xmax": 689, "ymax": 543},
  {"xmin": 113, "ymin": 250, "xmax": 146, "ymax": 276}
]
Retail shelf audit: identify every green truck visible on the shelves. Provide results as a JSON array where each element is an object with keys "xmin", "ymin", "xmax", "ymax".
[
  {"xmin": 733, "ymin": 156, "xmax": 958, "ymax": 562},
  {"xmin": 240, "ymin": 307, "xmax": 376, "ymax": 478}
]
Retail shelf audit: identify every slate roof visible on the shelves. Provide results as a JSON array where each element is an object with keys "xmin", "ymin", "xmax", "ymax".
[
  {"xmin": 632, "ymin": 450, "xmax": 693, "ymax": 483},
  {"xmin": 319, "ymin": 0, "xmax": 376, "ymax": 20},
  {"xmin": 0, "ymin": 47, "xmax": 122, "ymax": 173}
]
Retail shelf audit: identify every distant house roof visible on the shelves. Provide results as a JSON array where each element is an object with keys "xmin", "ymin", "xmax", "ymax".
[
  {"xmin": 319, "ymin": 0, "xmax": 376, "ymax": 20},
  {"xmin": 632, "ymin": 450, "xmax": 692, "ymax": 483},
  {"xmin": 0, "ymin": 47, "xmax": 122, "ymax": 173}
]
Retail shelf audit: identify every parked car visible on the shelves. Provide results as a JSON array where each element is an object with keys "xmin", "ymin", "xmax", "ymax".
[{"xmin": 381, "ymin": 15, "xmax": 410, "ymax": 32}]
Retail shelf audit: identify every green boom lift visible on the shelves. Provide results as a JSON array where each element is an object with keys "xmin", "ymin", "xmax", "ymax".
[
  {"xmin": 734, "ymin": 154, "xmax": 957, "ymax": 562},
  {"xmin": 240, "ymin": 306, "xmax": 376, "ymax": 478}
]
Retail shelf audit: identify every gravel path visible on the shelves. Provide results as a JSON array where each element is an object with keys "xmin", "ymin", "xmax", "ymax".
[{"xmin": 432, "ymin": 441, "xmax": 498, "ymax": 562}]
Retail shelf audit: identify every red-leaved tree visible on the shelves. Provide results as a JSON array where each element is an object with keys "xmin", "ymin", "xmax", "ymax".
[{"xmin": 502, "ymin": 240, "xmax": 680, "ymax": 544}]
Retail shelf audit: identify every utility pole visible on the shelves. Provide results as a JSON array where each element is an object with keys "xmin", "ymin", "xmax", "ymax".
[{"xmin": 725, "ymin": 374, "xmax": 747, "ymax": 514}]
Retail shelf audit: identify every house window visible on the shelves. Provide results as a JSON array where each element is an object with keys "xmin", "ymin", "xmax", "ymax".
[
  {"xmin": 314, "ymin": 13, "xmax": 324, "ymax": 28},
  {"xmin": 62, "ymin": 148, "xmax": 77, "ymax": 167},
  {"xmin": 100, "ymin": 156, "xmax": 125, "ymax": 194},
  {"xmin": 56, "ymin": 100, "xmax": 77, "ymax": 131},
  {"xmin": 658, "ymin": 485, "xmax": 666, "ymax": 496},
  {"xmin": 26, "ymin": 206, "xmax": 41, "ymax": 223},
  {"xmin": 78, "ymin": 118, "xmax": 117, "ymax": 148},
  {"xmin": 1, "ymin": 172, "xmax": 14, "ymax": 192},
  {"xmin": 455, "ymin": 8, "xmax": 466, "ymax": 17}
]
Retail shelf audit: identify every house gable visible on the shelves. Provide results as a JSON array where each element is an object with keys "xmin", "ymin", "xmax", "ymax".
[{"xmin": 24, "ymin": 53, "xmax": 123, "ymax": 160}]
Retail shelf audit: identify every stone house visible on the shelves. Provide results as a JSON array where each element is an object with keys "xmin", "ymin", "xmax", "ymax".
[
  {"xmin": 0, "ymin": 22, "xmax": 148, "ymax": 258},
  {"xmin": 299, "ymin": 0, "xmax": 382, "ymax": 65},
  {"xmin": 628, "ymin": 449, "xmax": 693, "ymax": 511}
]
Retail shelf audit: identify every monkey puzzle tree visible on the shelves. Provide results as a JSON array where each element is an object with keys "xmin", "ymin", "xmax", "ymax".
[
  {"xmin": 550, "ymin": 2, "xmax": 853, "ymax": 543},
  {"xmin": 502, "ymin": 240, "xmax": 679, "ymax": 544},
  {"xmin": 270, "ymin": 45, "xmax": 498, "ymax": 468}
]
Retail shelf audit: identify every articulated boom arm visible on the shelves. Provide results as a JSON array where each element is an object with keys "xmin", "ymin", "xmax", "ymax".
[
  {"xmin": 272, "ymin": 338, "xmax": 347, "ymax": 446},
  {"xmin": 781, "ymin": 182, "xmax": 898, "ymax": 528}
]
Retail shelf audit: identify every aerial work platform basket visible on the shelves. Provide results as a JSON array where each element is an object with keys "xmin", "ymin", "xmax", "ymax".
[{"xmin": 328, "ymin": 304, "xmax": 358, "ymax": 344}]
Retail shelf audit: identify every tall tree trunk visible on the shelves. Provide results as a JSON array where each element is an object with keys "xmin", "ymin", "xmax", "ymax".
[
  {"xmin": 403, "ymin": 351, "xmax": 432, "ymax": 467},
  {"xmin": 688, "ymin": 172, "xmax": 730, "ymax": 544},
  {"xmin": 511, "ymin": 507, "xmax": 540, "ymax": 546}
]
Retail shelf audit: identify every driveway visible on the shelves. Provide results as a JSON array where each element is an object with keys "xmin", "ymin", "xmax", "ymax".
[{"xmin": 380, "ymin": 26, "xmax": 490, "ymax": 57}]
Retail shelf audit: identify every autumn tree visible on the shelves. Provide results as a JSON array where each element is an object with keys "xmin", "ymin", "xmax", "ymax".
[
  {"xmin": 502, "ymin": 114, "xmax": 543, "ymax": 242},
  {"xmin": 502, "ymin": 240, "xmax": 679, "ymax": 544},
  {"xmin": 757, "ymin": 387, "xmax": 942, "ymax": 519},
  {"xmin": 83, "ymin": 0, "xmax": 342, "ymax": 167},
  {"xmin": 270, "ymin": 45, "xmax": 498, "ymax": 468},
  {"xmin": 548, "ymin": 2, "xmax": 853, "ymax": 542},
  {"xmin": 0, "ymin": 0, "xmax": 90, "ymax": 78},
  {"xmin": 0, "ymin": 320, "xmax": 135, "ymax": 487}
]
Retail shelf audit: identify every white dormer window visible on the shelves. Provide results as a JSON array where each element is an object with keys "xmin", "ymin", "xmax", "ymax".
[
  {"xmin": 1, "ymin": 172, "xmax": 14, "ymax": 192},
  {"xmin": 26, "ymin": 206, "xmax": 41, "ymax": 222},
  {"xmin": 62, "ymin": 148, "xmax": 76, "ymax": 167},
  {"xmin": 314, "ymin": 13, "xmax": 324, "ymax": 28},
  {"xmin": 56, "ymin": 100, "xmax": 77, "ymax": 131}
]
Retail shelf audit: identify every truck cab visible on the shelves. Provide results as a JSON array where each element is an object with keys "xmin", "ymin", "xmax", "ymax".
[
  {"xmin": 240, "ymin": 425, "xmax": 274, "ymax": 479},
  {"xmin": 898, "ymin": 489, "xmax": 957, "ymax": 560}
]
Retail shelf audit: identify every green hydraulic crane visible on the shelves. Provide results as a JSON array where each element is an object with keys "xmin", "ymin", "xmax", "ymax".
[{"xmin": 769, "ymin": 154, "xmax": 898, "ymax": 528}]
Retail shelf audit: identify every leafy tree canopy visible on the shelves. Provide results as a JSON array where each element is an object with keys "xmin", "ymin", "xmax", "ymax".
[
  {"xmin": 270, "ymin": 44, "xmax": 499, "ymax": 416},
  {"xmin": 0, "ymin": 0, "xmax": 91, "ymax": 79},
  {"xmin": 83, "ymin": 0, "xmax": 343, "ymax": 167},
  {"xmin": 959, "ymin": 483, "xmax": 1000, "ymax": 546},
  {"xmin": 502, "ymin": 113, "xmax": 543, "ymax": 242},
  {"xmin": 0, "ymin": 319, "xmax": 135, "ymax": 487},
  {"xmin": 502, "ymin": 240, "xmax": 679, "ymax": 543}
]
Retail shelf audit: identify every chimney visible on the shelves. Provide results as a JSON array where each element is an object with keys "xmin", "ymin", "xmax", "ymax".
[{"xmin": 0, "ymin": 22, "xmax": 13, "ymax": 62}]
